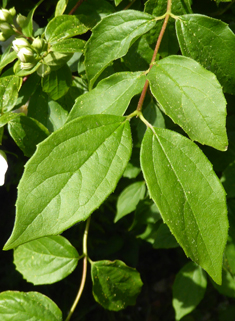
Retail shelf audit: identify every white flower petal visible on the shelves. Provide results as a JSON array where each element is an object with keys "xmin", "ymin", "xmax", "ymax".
[{"xmin": 0, "ymin": 150, "xmax": 8, "ymax": 186}]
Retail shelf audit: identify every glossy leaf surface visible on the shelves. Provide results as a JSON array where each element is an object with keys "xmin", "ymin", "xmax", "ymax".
[
  {"xmin": 140, "ymin": 127, "xmax": 228, "ymax": 284},
  {"xmin": 67, "ymin": 72, "xmax": 145, "ymax": 122},
  {"xmin": 0, "ymin": 291, "xmax": 62, "ymax": 321},
  {"xmin": 85, "ymin": 10, "xmax": 156, "ymax": 88},
  {"xmin": 173, "ymin": 262, "xmax": 207, "ymax": 320},
  {"xmin": 0, "ymin": 76, "xmax": 22, "ymax": 113},
  {"xmin": 4, "ymin": 115, "xmax": 132, "ymax": 249},
  {"xmin": 51, "ymin": 38, "xmax": 85, "ymax": 53},
  {"xmin": 45, "ymin": 15, "xmax": 89, "ymax": 44},
  {"xmin": 148, "ymin": 55, "xmax": 228, "ymax": 151},
  {"xmin": 176, "ymin": 14, "xmax": 235, "ymax": 94},
  {"xmin": 91, "ymin": 260, "xmax": 143, "ymax": 311},
  {"xmin": 14, "ymin": 236, "xmax": 79, "ymax": 285}
]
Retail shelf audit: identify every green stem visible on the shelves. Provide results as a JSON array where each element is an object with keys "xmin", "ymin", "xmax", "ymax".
[
  {"xmin": 124, "ymin": 0, "xmax": 136, "ymax": 10},
  {"xmin": 136, "ymin": 0, "xmax": 172, "ymax": 112},
  {"xmin": 65, "ymin": 216, "xmax": 91, "ymax": 321}
]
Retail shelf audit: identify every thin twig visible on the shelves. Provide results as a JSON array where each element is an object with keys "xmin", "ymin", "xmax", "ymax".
[
  {"xmin": 137, "ymin": 0, "xmax": 172, "ymax": 112},
  {"xmin": 124, "ymin": 0, "xmax": 137, "ymax": 10},
  {"xmin": 65, "ymin": 217, "xmax": 91, "ymax": 321},
  {"xmin": 69, "ymin": 0, "xmax": 86, "ymax": 15}
]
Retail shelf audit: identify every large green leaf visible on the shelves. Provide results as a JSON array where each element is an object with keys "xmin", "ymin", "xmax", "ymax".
[
  {"xmin": 85, "ymin": 10, "xmax": 156, "ymax": 88},
  {"xmin": 0, "ymin": 45, "xmax": 17, "ymax": 74},
  {"xmin": 0, "ymin": 291, "xmax": 62, "ymax": 321},
  {"xmin": 45, "ymin": 15, "xmax": 89, "ymax": 44},
  {"xmin": 14, "ymin": 236, "xmax": 79, "ymax": 285},
  {"xmin": 91, "ymin": 260, "xmax": 143, "ymax": 311},
  {"xmin": 21, "ymin": 0, "xmax": 45, "ymax": 37},
  {"xmin": 0, "ymin": 76, "xmax": 22, "ymax": 113},
  {"xmin": 173, "ymin": 262, "xmax": 207, "ymax": 320},
  {"xmin": 4, "ymin": 115, "xmax": 132, "ymax": 250},
  {"xmin": 67, "ymin": 72, "xmax": 146, "ymax": 122},
  {"xmin": 140, "ymin": 127, "xmax": 228, "ymax": 284},
  {"xmin": 8, "ymin": 115, "xmax": 49, "ymax": 157},
  {"xmin": 147, "ymin": 55, "xmax": 228, "ymax": 151},
  {"xmin": 175, "ymin": 14, "xmax": 235, "ymax": 94},
  {"xmin": 115, "ymin": 181, "xmax": 146, "ymax": 223}
]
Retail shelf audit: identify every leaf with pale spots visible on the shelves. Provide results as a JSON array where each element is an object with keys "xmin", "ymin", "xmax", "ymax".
[{"xmin": 140, "ymin": 127, "xmax": 228, "ymax": 284}]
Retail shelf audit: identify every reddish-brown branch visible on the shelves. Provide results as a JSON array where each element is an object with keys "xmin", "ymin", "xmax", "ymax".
[
  {"xmin": 69, "ymin": 0, "xmax": 86, "ymax": 15},
  {"xmin": 137, "ymin": 0, "xmax": 172, "ymax": 112}
]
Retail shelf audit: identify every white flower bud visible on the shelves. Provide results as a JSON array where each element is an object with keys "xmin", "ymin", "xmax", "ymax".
[
  {"xmin": 0, "ymin": 150, "xmax": 8, "ymax": 186},
  {"xmin": 32, "ymin": 37, "xmax": 47, "ymax": 52},
  {"xmin": 17, "ymin": 47, "xmax": 35, "ymax": 62},
  {"xmin": 20, "ymin": 61, "xmax": 36, "ymax": 70},
  {"xmin": 12, "ymin": 38, "xmax": 30, "ymax": 52},
  {"xmin": 16, "ymin": 14, "xmax": 27, "ymax": 28},
  {"xmin": 0, "ymin": 8, "xmax": 11, "ymax": 22}
]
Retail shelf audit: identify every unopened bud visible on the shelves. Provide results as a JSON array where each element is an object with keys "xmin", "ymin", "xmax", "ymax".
[
  {"xmin": 0, "ymin": 21, "xmax": 14, "ymax": 40},
  {"xmin": 32, "ymin": 37, "xmax": 47, "ymax": 52},
  {"xmin": 12, "ymin": 38, "xmax": 30, "ymax": 52},
  {"xmin": 9, "ymin": 7, "xmax": 16, "ymax": 17},
  {"xmin": 17, "ymin": 47, "xmax": 35, "ymax": 63},
  {"xmin": 20, "ymin": 61, "xmax": 36, "ymax": 70},
  {"xmin": 16, "ymin": 14, "xmax": 27, "ymax": 28},
  {"xmin": 0, "ymin": 8, "xmax": 14, "ymax": 23}
]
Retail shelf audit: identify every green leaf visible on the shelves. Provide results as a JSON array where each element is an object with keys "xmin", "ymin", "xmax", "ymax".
[
  {"xmin": 114, "ymin": 0, "xmax": 123, "ymax": 5},
  {"xmin": 43, "ymin": 52, "xmax": 72, "ymax": 70},
  {"xmin": 8, "ymin": 115, "xmax": 49, "ymax": 157},
  {"xmin": 41, "ymin": 64, "xmax": 72, "ymax": 100},
  {"xmin": 0, "ymin": 112, "xmax": 22, "ymax": 128},
  {"xmin": 0, "ymin": 291, "xmax": 62, "ymax": 321},
  {"xmin": 51, "ymin": 38, "xmax": 85, "ymax": 53},
  {"xmin": 153, "ymin": 223, "xmax": 179, "ymax": 249},
  {"xmin": 212, "ymin": 268, "xmax": 235, "ymax": 298},
  {"xmin": 115, "ymin": 181, "xmax": 146, "ymax": 223},
  {"xmin": 175, "ymin": 14, "xmax": 235, "ymax": 95},
  {"xmin": 47, "ymin": 100, "xmax": 68, "ymax": 131},
  {"xmin": 45, "ymin": 15, "xmax": 89, "ymax": 44},
  {"xmin": 173, "ymin": 262, "xmax": 207, "ymax": 320},
  {"xmin": 14, "ymin": 236, "xmax": 79, "ymax": 285},
  {"xmin": 55, "ymin": 0, "xmax": 69, "ymax": 16},
  {"xmin": 22, "ymin": 0, "xmax": 45, "ymax": 37},
  {"xmin": 85, "ymin": 10, "xmax": 156, "ymax": 88},
  {"xmin": 67, "ymin": 72, "xmax": 146, "ymax": 122},
  {"xmin": 91, "ymin": 260, "xmax": 143, "ymax": 311},
  {"xmin": 0, "ymin": 76, "xmax": 22, "ymax": 113},
  {"xmin": 4, "ymin": 115, "xmax": 132, "ymax": 250},
  {"xmin": 27, "ymin": 87, "xmax": 49, "ymax": 128},
  {"xmin": 0, "ymin": 45, "xmax": 17, "ymax": 74},
  {"xmin": 147, "ymin": 55, "xmax": 228, "ymax": 151},
  {"xmin": 140, "ymin": 127, "xmax": 228, "ymax": 284}
]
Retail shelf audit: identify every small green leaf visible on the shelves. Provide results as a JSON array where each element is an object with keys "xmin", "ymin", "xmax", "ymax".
[
  {"xmin": 22, "ymin": 0, "xmax": 45, "ymax": 37},
  {"xmin": 0, "ymin": 76, "xmax": 22, "ymax": 113},
  {"xmin": 0, "ymin": 45, "xmax": 17, "ymax": 74},
  {"xmin": 176, "ymin": 14, "xmax": 235, "ymax": 95},
  {"xmin": 4, "ymin": 115, "xmax": 132, "ymax": 249},
  {"xmin": 67, "ymin": 72, "xmax": 146, "ymax": 122},
  {"xmin": 14, "ymin": 236, "xmax": 79, "ymax": 285},
  {"xmin": 115, "ymin": 0, "xmax": 124, "ymax": 5},
  {"xmin": 85, "ymin": 10, "xmax": 156, "ymax": 88},
  {"xmin": 51, "ymin": 38, "xmax": 85, "ymax": 53},
  {"xmin": 91, "ymin": 260, "xmax": 143, "ymax": 311},
  {"xmin": 8, "ymin": 115, "xmax": 49, "ymax": 157},
  {"xmin": 148, "ymin": 55, "xmax": 228, "ymax": 151},
  {"xmin": 140, "ymin": 127, "xmax": 228, "ymax": 284},
  {"xmin": 0, "ymin": 291, "xmax": 62, "ymax": 321},
  {"xmin": 115, "ymin": 181, "xmax": 146, "ymax": 223},
  {"xmin": 55, "ymin": 0, "xmax": 69, "ymax": 16},
  {"xmin": 45, "ymin": 15, "xmax": 89, "ymax": 44},
  {"xmin": 41, "ymin": 64, "xmax": 72, "ymax": 100},
  {"xmin": 173, "ymin": 262, "xmax": 207, "ymax": 320}
]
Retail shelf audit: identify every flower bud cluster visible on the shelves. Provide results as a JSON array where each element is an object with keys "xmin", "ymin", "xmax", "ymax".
[
  {"xmin": 0, "ymin": 7, "xmax": 16, "ymax": 41},
  {"xmin": 12, "ymin": 37, "xmax": 48, "ymax": 70}
]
